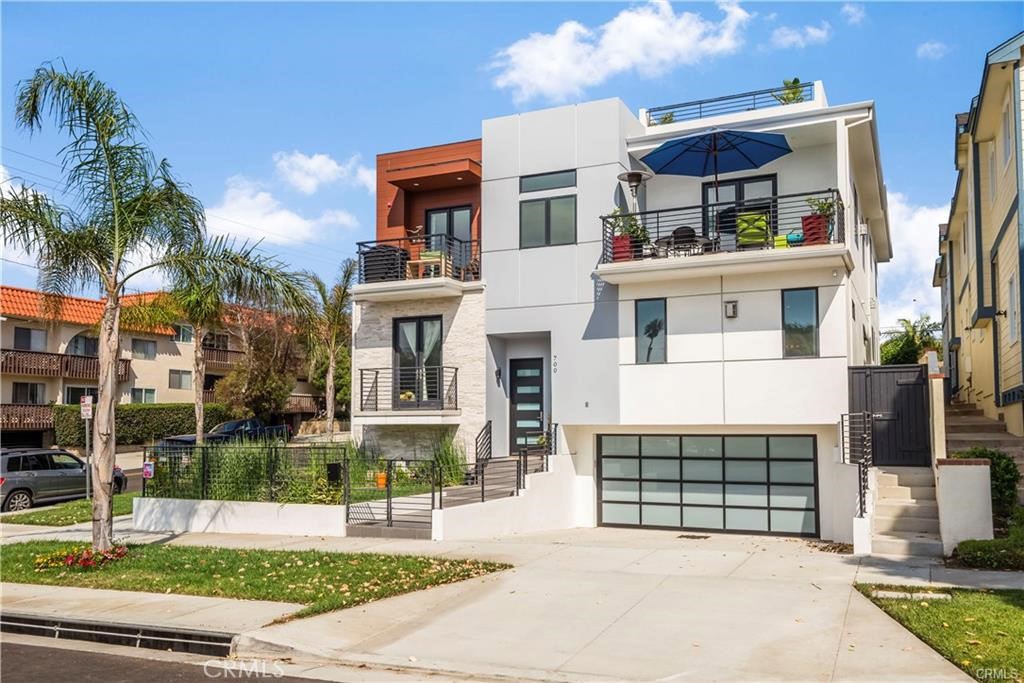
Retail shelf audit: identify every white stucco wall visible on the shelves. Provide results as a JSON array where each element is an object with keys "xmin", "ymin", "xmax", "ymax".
[
  {"xmin": 936, "ymin": 461, "xmax": 994, "ymax": 555},
  {"xmin": 432, "ymin": 454, "xmax": 586, "ymax": 540},
  {"xmin": 133, "ymin": 497, "xmax": 347, "ymax": 537}
]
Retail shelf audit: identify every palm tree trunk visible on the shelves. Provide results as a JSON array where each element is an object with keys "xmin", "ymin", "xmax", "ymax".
[
  {"xmin": 92, "ymin": 295, "xmax": 119, "ymax": 552},
  {"xmin": 325, "ymin": 348, "xmax": 336, "ymax": 435},
  {"xmin": 193, "ymin": 325, "xmax": 206, "ymax": 444}
]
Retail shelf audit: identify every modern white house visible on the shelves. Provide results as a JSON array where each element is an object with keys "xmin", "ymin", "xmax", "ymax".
[
  {"xmin": 350, "ymin": 81, "xmax": 895, "ymax": 543},
  {"xmin": 480, "ymin": 81, "xmax": 891, "ymax": 541}
]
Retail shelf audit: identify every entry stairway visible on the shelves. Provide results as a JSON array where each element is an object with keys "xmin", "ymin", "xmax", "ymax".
[
  {"xmin": 946, "ymin": 401, "xmax": 1024, "ymax": 503},
  {"xmin": 871, "ymin": 467, "xmax": 943, "ymax": 557}
]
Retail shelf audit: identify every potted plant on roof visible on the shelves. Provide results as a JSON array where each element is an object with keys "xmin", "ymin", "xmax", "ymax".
[
  {"xmin": 802, "ymin": 196, "xmax": 836, "ymax": 246},
  {"xmin": 608, "ymin": 208, "xmax": 648, "ymax": 261}
]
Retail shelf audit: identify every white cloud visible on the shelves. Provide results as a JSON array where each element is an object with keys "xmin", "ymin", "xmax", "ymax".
[
  {"xmin": 877, "ymin": 191, "xmax": 948, "ymax": 330},
  {"xmin": 272, "ymin": 151, "xmax": 375, "ymax": 195},
  {"xmin": 491, "ymin": 0, "xmax": 751, "ymax": 104},
  {"xmin": 916, "ymin": 41, "xmax": 949, "ymax": 60},
  {"xmin": 770, "ymin": 21, "xmax": 831, "ymax": 49},
  {"xmin": 205, "ymin": 176, "xmax": 359, "ymax": 246},
  {"xmin": 840, "ymin": 3, "xmax": 865, "ymax": 25}
]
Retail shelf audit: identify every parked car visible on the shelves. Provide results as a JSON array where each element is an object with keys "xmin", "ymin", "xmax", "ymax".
[
  {"xmin": 0, "ymin": 448, "xmax": 128, "ymax": 512},
  {"xmin": 158, "ymin": 418, "xmax": 289, "ymax": 447}
]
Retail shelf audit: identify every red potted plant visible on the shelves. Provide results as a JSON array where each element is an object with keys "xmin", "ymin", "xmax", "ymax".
[
  {"xmin": 609, "ymin": 208, "xmax": 648, "ymax": 261},
  {"xmin": 801, "ymin": 197, "xmax": 835, "ymax": 246}
]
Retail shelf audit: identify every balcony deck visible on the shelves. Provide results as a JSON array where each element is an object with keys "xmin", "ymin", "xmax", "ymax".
[
  {"xmin": 644, "ymin": 81, "xmax": 819, "ymax": 127},
  {"xmin": 1, "ymin": 349, "xmax": 130, "ymax": 382},
  {"xmin": 356, "ymin": 366, "xmax": 459, "ymax": 423},
  {"xmin": 597, "ymin": 189, "xmax": 850, "ymax": 283},
  {"xmin": 354, "ymin": 235, "xmax": 482, "ymax": 302},
  {"xmin": 1, "ymin": 404, "xmax": 54, "ymax": 430},
  {"xmin": 203, "ymin": 347, "xmax": 246, "ymax": 370}
]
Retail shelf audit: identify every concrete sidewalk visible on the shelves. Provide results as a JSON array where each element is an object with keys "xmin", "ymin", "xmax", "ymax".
[{"xmin": 3, "ymin": 526, "xmax": 1006, "ymax": 681}]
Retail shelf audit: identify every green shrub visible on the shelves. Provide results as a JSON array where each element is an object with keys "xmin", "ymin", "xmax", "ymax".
[
  {"xmin": 433, "ymin": 431, "xmax": 467, "ymax": 486},
  {"xmin": 956, "ymin": 507, "xmax": 1024, "ymax": 570},
  {"xmin": 951, "ymin": 447, "xmax": 1022, "ymax": 525},
  {"xmin": 54, "ymin": 403, "xmax": 233, "ymax": 447}
]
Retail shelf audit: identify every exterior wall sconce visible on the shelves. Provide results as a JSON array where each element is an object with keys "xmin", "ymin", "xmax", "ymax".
[
  {"xmin": 724, "ymin": 300, "xmax": 739, "ymax": 318},
  {"xmin": 495, "ymin": 368, "xmax": 502, "ymax": 384}
]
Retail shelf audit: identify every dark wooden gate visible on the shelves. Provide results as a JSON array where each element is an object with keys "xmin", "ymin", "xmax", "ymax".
[{"xmin": 849, "ymin": 365, "xmax": 931, "ymax": 467}]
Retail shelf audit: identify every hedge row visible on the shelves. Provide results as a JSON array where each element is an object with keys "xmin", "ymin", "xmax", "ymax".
[
  {"xmin": 956, "ymin": 507, "xmax": 1024, "ymax": 571},
  {"xmin": 54, "ymin": 402, "xmax": 233, "ymax": 446}
]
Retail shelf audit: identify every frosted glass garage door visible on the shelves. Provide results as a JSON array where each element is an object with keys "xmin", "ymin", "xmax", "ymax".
[{"xmin": 598, "ymin": 434, "xmax": 818, "ymax": 536}]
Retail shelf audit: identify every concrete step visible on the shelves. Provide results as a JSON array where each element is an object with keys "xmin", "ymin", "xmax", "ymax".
[
  {"xmin": 877, "ymin": 485, "xmax": 936, "ymax": 501},
  {"xmin": 947, "ymin": 421, "xmax": 1007, "ymax": 434},
  {"xmin": 947, "ymin": 433, "xmax": 1024, "ymax": 449},
  {"xmin": 875, "ymin": 468, "xmax": 935, "ymax": 487},
  {"xmin": 871, "ymin": 531, "xmax": 945, "ymax": 557},
  {"xmin": 873, "ymin": 515, "xmax": 940, "ymax": 534},
  {"xmin": 948, "ymin": 402, "xmax": 977, "ymax": 410},
  {"xmin": 874, "ymin": 499, "xmax": 938, "ymax": 519}
]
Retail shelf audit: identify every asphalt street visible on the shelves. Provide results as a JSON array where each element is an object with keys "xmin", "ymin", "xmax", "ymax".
[{"xmin": 1, "ymin": 642, "xmax": 312, "ymax": 682}]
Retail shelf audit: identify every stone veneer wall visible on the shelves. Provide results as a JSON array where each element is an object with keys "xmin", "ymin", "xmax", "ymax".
[{"xmin": 350, "ymin": 287, "xmax": 486, "ymax": 462}]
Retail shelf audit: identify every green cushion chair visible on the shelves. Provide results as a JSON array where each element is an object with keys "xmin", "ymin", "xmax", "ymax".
[{"xmin": 736, "ymin": 212, "xmax": 769, "ymax": 248}]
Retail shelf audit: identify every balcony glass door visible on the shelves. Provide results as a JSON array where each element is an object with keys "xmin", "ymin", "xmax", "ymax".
[
  {"xmin": 703, "ymin": 175, "xmax": 777, "ymax": 250},
  {"xmin": 393, "ymin": 316, "xmax": 442, "ymax": 409},
  {"xmin": 426, "ymin": 206, "xmax": 472, "ymax": 270}
]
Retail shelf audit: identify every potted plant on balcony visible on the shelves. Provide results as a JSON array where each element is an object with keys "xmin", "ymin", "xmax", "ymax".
[
  {"xmin": 802, "ymin": 196, "xmax": 835, "ymax": 246},
  {"xmin": 608, "ymin": 208, "xmax": 648, "ymax": 261}
]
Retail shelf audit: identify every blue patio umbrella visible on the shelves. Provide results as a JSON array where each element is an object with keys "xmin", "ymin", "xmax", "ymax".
[{"xmin": 640, "ymin": 129, "xmax": 792, "ymax": 201}]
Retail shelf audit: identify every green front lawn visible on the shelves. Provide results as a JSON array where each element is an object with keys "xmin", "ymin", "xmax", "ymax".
[
  {"xmin": 861, "ymin": 585, "xmax": 1024, "ymax": 681},
  {"xmin": 1, "ymin": 541, "xmax": 509, "ymax": 619},
  {"xmin": 2, "ymin": 493, "xmax": 138, "ymax": 526}
]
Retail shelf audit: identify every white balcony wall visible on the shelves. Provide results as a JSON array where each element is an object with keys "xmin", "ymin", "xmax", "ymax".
[{"xmin": 641, "ymin": 142, "xmax": 838, "ymax": 214}]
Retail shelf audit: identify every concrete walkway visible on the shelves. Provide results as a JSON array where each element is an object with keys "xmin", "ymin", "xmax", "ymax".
[{"xmin": 4, "ymin": 525, "xmax": 1010, "ymax": 681}]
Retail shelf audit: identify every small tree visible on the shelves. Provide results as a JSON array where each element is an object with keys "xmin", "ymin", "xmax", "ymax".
[
  {"xmin": 773, "ymin": 77, "xmax": 806, "ymax": 104},
  {"xmin": 302, "ymin": 260, "xmax": 356, "ymax": 434},
  {"xmin": 881, "ymin": 315, "xmax": 942, "ymax": 365}
]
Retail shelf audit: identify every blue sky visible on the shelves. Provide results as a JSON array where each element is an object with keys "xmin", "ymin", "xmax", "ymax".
[{"xmin": 2, "ymin": 1, "xmax": 1021, "ymax": 328}]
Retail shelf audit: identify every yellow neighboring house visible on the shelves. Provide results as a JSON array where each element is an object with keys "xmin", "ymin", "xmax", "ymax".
[
  {"xmin": 936, "ymin": 31, "xmax": 1024, "ymax": 433},
  {"xmin": 0, "ymin": 285, "xmax": 321, "ymax": 447}
]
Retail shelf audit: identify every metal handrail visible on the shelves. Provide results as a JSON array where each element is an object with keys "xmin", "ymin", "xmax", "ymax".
[
  {"xmin": 646, "ymin": 81, "xmax": 816, "ymax": 125},
  {"xmin": 600, "ymin": 189, "xmax": 845, "ymax": 264},
  {"xmin": 356, "ymin": 234, "xmax": 481, "ymax": 284},
  {"xmin": 475, "ymin": 420, "xmax": 492, "ymax": 462},
  {"xmin": 841, "ymin": 412, "xmax": 873, "ymax": 518},
  {"xmin": 359, "ymin": 366, "xmax": 458, "ymax": 411}
]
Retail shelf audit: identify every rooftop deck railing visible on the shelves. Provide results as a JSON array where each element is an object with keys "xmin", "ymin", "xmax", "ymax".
[
  {"xmin": 646, "ymin": 81, "xmax": 816, "ymax": 125},
  {"xmin": 600, "ymin": 189, "xmax": 844, "ymax": 264},
  {"xmin": 356, "ymin": 235, "xmax": 480, "ymax": 285}
]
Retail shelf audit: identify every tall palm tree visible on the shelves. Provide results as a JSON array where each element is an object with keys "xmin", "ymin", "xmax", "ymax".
[
  {"xmin": 303, "ymin": 260, "xmax": 356, "ymax": 435},
  {"xmin": 884, "ymin": 315, "xmax": 942, "ymax": 349},
  {"xmin": 0, "ymin": 63, "xmax": 304, "ymax": 550}
]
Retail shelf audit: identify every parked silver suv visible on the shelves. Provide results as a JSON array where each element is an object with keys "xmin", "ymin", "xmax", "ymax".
[{"xmin": 0, "ymin": 448, "xmax": 126, "ymax": 512}]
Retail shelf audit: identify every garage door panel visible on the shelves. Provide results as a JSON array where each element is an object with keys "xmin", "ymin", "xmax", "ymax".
[{"xmin": 598, "ymin": 433, "xmax": 818, "ymax": 537}]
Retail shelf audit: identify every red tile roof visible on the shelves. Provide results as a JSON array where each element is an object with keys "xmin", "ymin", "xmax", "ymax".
[{"xmin": 1, "ymin": 285, "xmax": 174, "ymax": 334}]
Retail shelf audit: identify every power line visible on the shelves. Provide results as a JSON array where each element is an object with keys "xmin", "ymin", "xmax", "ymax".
[{"xmin": 2, "ymin": 146, "xmax": 62, "ymax": 168}]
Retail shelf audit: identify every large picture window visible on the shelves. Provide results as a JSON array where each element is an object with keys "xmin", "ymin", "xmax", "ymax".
[
  {"xmin": 520, "ymin": 195, "xmax": 576, "ymax": 248},
  {"xmin": 782, "ymin": 288, "xmax": 819, "ymax": 358},
  {"xmin": 635, "ymin": 299, "xmax": 667, "ymax": 364}
]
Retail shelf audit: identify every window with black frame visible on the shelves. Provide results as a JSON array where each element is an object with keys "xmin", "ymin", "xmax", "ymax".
[
  {"xmin": 635, "ymin": 299, "xmax": 667, "ymax": 364},
  {"xmin": 782, "ymin": 288, "xmax": 819, "ymax": 357},
  {"xmin": 393, "ymin": 316, "xmax": 443, "ymax": 408},
  {"xmin": 425, "ymin": 206, "xmax": 472, "ymax": 273}
]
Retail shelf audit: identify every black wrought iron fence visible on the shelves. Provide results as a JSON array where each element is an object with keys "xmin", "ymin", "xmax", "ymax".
[{"xmin": 437, "ymin": 457, "xmax": 521, "ymax": 509}]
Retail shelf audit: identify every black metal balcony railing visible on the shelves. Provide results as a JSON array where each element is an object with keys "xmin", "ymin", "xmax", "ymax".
[
  {"xmin": 357, "ymin": 235, "xmax": 480, "ymax": 285},
  {"xmin": 1, "ymin": 349, "xmax": 131, "ymax": 382},
  {"xmin": 600, "ymin": 189, "xmax": 844, "ymax": 264},
  {"xmin": 646, "ymin": 81, "xmax": 816, "ymax": 125},
  {"xmin": 359, "ymin": 366, "xmax": 458, "ymax": 411}
]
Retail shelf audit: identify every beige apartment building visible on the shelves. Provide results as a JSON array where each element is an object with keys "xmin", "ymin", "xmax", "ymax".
[
  {"xmin": 1, "ymin": 285, "xmax": 321, "ymax": 447},
  {"xmin": 935, "ymin": 32, "xmax": 1024, "ymax": 433}
]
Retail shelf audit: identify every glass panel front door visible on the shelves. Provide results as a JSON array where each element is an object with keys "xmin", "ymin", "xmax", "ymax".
[{"xmin": 509, "ymin": 358, "xmax": 544, "ymax": 454}]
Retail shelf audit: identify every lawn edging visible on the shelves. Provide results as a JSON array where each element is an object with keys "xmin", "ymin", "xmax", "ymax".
[{"xmin": 133, "ymin": 497, "xmax": 347, "ymax": 537}]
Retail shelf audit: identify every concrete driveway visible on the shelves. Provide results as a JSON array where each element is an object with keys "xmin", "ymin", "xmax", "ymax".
[{"xmin": 236, "ymin": 528, "xmax": 972, "ymax": 682}]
